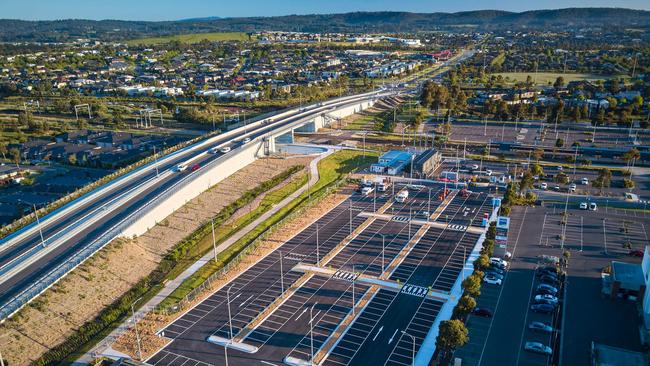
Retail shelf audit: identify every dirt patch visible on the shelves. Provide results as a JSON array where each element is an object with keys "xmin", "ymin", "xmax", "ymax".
[
  {"xmin": 111, "ymin": 192, "xmax": 349, "ymax": 360},
  {"xmin": 0, "ymin": 156, "xmax": 312, "ymax": 366}
]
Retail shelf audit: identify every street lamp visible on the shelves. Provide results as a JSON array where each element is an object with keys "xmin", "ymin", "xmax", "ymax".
[
  {"xmin": 310, "ymin": 303, "xmax": 318, "ymax": 366},
  {"xmin": 130, "ymin": 296, "xmax": 143, "ymax": 361},
  {"xmin": 379, "ymin": 234, "xmax": 386, "ymax": 273},
  {"xmin": 401, "ymin": 330, "xmax": 416, "ymax": 366}
]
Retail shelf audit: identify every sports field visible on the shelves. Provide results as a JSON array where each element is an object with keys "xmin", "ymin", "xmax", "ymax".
[
  {"xmin": 492, "ymin": 72, "xmax": 622, "ymax": 85},
  {"xmin": 126, "ymin": 32, "xmax": 250, "ymax": 45}
]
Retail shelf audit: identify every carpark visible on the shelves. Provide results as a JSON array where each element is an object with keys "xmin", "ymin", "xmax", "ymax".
[
  {"xmin": 147, "ymin": 180, "xmax": 497, "ymax": 366},
  {"xmin": 455, "ymin": 201, "xmax": 649, "ymax": 366}
]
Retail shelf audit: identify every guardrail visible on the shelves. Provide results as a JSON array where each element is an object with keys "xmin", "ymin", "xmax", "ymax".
[{"xmin": 0, "ymin": 92, "xmax": 384, "ymax": 321}]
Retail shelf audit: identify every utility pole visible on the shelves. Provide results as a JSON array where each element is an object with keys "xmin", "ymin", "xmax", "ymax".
[
  {"xmin": 349, "ymin": 199, "xmax": 352, "ymax": 234},
  {"xmin": 380, "ymin": 234, "xmax": 386, "ymax": 273},
  {"xmin": 316, "ymin": 223, "xmax": 320, "ymax": 266},
  {"xmin": 352, "ymin": 264, "xmax": 356, "ymax": 315},
  {"xmin": 279, "ymin": 250, "xmax": 285, "ymax": 295}
]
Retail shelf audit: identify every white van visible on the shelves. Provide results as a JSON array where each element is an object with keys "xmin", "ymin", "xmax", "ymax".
[
  {"xmin": 361, "ymin": 186, "xmax": 374, "ymax": 196},
  {"xmin": 395, "ymin": 190, "xmax": 409, "ymax": 203}
]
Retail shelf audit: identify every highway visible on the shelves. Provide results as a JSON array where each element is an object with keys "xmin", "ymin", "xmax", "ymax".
[{"xmin": 0, "ymin": 89, "xmax": 391, "ymax": 320}]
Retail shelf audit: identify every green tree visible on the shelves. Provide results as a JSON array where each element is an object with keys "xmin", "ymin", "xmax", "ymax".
[
  {"xmin": 0, "ymin": 142, "xmax": 6, "ymax": 160},
  {"xmin": 519, "ymin": 171, "xmax": 534, "ymax": 193},
  {"xmin": 593, "ymin": 168, "xmax": 612, "ymax": 194},
  {"xmin": 9, "ymin": 147, "xmax": 20, "ymax": 168},
  {"xmin": 555, "ymin": 138, "xmax": 564, "ymax": 148},
  {"xmin": 453, "ymin": 295, "xmax": 477, "ymax": 319},
  {"xmin": 461, "ymin": 271, "xmax": 483, "ymax": 297},
  {"xmin": 554, "ymin": 76, "xmax": 565, "ymax": 89},
  {"xmin": 474, "ymin": 254, "xmax": 490, "ymax": 271},
  {"xmin": 531, "ymin": 164, "xmax": 544, "ymax": 177},
  {"xmin": 622, "ymin": 148, "xmax": 641, "ymax": 168},
  {"xmin": 436, "ymin": 319, "xmax": 469, "ymax": 358}
]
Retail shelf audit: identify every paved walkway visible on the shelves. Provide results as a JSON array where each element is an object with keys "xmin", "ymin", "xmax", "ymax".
[{"xmin": 76, "ymin": 148, "xmax": 333, "ymax": 364}]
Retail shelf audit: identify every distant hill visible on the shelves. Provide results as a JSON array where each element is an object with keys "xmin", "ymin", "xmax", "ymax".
[{"xmin": 0, "ymin": 8, "xmax": 648, "ymax": 43}]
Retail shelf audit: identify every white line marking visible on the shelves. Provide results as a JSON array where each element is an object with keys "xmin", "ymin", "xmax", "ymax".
[
  {"xmin": 239, "ymin": 294, "xmax": 253, "ymax": 307},
  {"xmin": 373, "ymin": 326, "xmax": 384, "ymax": 341},
  {"xmin": 295, "ymin": 308, "xmax": 308, "ymax": 321},
  {"xmin": 388, "ymin": 329, "xmax": 398, "ymax": 344}
]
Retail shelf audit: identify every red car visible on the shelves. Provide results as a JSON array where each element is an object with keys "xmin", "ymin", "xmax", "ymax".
[
  {"xmin": 191, "ymin": 164, "xmax": 201, "ymax": 172},
  {"xmin": 473, "ymin": 308, "xmax": 493, "ymax": 318},
  {"xmin": 629, "ymin": 250, "xmax": 644, "ymax": 257}
]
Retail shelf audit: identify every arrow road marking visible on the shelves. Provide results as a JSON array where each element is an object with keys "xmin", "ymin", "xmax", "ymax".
[
  {"xmin": 388, "ymin": 329, "xmax": 399, "ymax": 344},
  {"xmin": 373, "ymin": 326, "xmax": 384, "ymax": 341}
]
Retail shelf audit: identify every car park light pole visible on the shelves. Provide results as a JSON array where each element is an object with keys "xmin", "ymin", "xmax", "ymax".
[
  {"xmin": 212, "ymin": 218, "xmax": 218, "ymax": 264},
  {"xmin": 427, "ymin": 188, "xmax": 432, "ymax": 223},
  {"xmin": 401, "ymin": 330, "xmax": 416, "ymax": 366},
  {"xmin": 227, "ymin": 284, "xmax": 236, "ymax": 341},
  {"xmin": 310, "ymin": 303, "xmax": 318, "ymax": 365},
  {"xmin": 130, "ymin": 296, "xmax": 143, "ymax": 361},
  {"xmin": 316, "ymin": 223, "xmax": 320, "ymax": 266},
  {"xmin": 279, "ymin": 250, "xmax": 285, "ymax": 296},
  {"xmin": 33, "ymin": 204, "xmax": 45, "ymax": 248},
  {"xmin": 379, "ymin": 234, "xmax": 386, "ymax": 273},
  {"xmin": 153, "ymin": 145, "xmax": 159, "ymax": 177},
  {"xmin": 352, "ymin": 264, "xmax": 357, "ymax": 315}
]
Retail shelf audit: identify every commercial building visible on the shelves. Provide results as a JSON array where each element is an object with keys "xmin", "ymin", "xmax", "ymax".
[
  {"xmin": 412, "ymin": 148, "xmax": 442, "ymax": 178},
  {"xmin": 370, "ymin": 150, "xmax": 413, "ymax": 175}
]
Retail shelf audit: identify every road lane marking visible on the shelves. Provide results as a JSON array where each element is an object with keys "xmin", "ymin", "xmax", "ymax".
[
  {"xmin": 239, "ymin": 295, "xmax": 254, "ymax": 307},
  {"xmin": 373, "ymin": 326, "xmax": 384, "ymax": 341},
  {"xmin": 388, "ymin": 329, "xmax": 398, "ymax": 344},
  {"xmin": 295, "ymin": 308, "xmax": 308, "ymax": 321}
]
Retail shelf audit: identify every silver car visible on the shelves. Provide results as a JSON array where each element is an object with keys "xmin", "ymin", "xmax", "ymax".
[{"xmin": 524, "ymin": 341, "xmax": 553, "ymax": 355}]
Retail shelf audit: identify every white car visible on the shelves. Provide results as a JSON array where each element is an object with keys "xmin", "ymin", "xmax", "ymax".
[
  {"xmin": 569, "ymin": 183, "xmax": 577, "ymax": 192},
  {"xmin": 175, "ymin": 164, "xmax": 188, "ymax": 172},
  {"xmin": 581, "ymin": 177, "xmax": 589, "ymax": 185},
  {"xmin": 534, "ymin": 294, "xmax": 559, "ymax": 305},
  {"xmin": 540, "ymin": 183, "xmax": 548, "ymax": 190},
  {"xmin": 483, "ymin": 276, "xmax": 502, "ymax": 285},
  {"xmin": 579, "ymin": 202, "xmax": 588, "ymax": 210},
  {"xmin": 242, "ymin": 137, "xmax": 251, "ymax": 144},
  {"xmin": 471, "ymin": 164, "xmax": 479, "ymax": 170},
  {"xmin": 208, "ymin": 147, "xmax": 219, "ymax": 154},
  {"xmin": 589, "ymin": 202, "xmax": 598, "ymax": 211},
  {"xmin": 490, "ymin": 257, "xmax": 509, "ymax": 268},
  {"xmin": 220, "ymin": 146, "xmax": 231, "ymax": 153},
  {"xmin": 524, "ymin": 342, "xmax": 553, "ymax": 356}
]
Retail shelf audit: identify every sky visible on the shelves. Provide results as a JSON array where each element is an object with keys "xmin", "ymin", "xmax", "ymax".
[{"xmin": 3, "ymin": 0, "xmax": 649, "ymax": 21}]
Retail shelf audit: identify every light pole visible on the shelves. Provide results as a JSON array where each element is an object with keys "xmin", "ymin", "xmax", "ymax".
[
  {"xmin": 33, "ymin": 204, "xmax": 45, "ymax": 248},
  {"xmin": 212, "ymin": 218, "xmax": 218, "ymax": 264},
  {"xmin": 310, "ymin": 303, "xmax": 318, "ymax": 365},
  {"xmin": 379, "ymin": 233, "xmax": 386, "ymax": 273},
  {"xmin": 153, "ymin": 145, "xmax": 159, "ymax": 177},
  {"xmin": 316, "ymin": 223, "xmax": 320, "ymax": 266},
  {"xmin": 349, "ymin": 199, "xmax": 352, "ymax": 235},
  {"xmin": 352, "ymin": 264, "xmax": 357, "ymax": 315},
  {"xmin": 401, "ymin": 330, "xmax": 416, "ymax": 366},
  {"xmin": 279, "ymin": 250, "xmax": 285, "ymax": 296},
  {"xmin": 130, "ymin": 296, "xmax": 143, "ymax": 361},
  {"xmin": 427, "ymin": 188, "xmax": 432, "ymax": 223},
  {"xmin": 227, "ymin": 284, "xmax": 235, "ymax": 341}
]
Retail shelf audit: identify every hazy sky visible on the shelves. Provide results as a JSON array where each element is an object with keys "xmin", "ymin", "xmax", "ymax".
[{"xmin": 4, "ymin": 0, "xmax": 649, "ymax": 21}]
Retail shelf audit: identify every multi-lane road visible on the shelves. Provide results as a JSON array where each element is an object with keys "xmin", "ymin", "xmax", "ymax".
[
  {"xmin": 0, "ymin": 90, "xmax": 391, "ymax": 320},
  {"xmin": 147, "ymin": 183, "xmax": 495, "ymax": 366}
]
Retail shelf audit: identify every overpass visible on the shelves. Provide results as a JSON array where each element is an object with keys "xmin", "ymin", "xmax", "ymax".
[{"xmin": 0, "ymin": 89, "xmax": 392, "ymax": 321}]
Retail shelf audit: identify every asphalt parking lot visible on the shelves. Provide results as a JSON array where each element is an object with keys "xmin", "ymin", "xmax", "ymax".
[
  {"xmin": 455, "ymin": 202, "xmax": 648, "ymax": 366},
  {"xmin": 147, "ymin": 182, "xmax": 496, "ymax": 366}
]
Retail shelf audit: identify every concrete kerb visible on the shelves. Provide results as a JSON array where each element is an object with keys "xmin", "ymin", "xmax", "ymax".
[{"xmin": 413, "ymin": 205, "xmax": 499, "ymax": 366}]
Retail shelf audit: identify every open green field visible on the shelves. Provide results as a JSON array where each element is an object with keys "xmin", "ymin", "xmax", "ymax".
[
  {"xmin": 126, "ymin": 32, "xmax": 250, "ymax": 45},
  {"xmin": 492, "ymin": 72, "xmax": 624, "ymax": 85}
]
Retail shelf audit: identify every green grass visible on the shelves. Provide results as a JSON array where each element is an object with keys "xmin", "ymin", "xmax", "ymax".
[
  {"xmin": 126, "ymin": 32, "xmax": 251, "ymax": 45},
  {"xmin": 159, "ymin": 150, "xmax": 378, "ymax": 309},
  {"xmin": 492, "ymin": 72, "xmax": 624, "ymax": 85}
]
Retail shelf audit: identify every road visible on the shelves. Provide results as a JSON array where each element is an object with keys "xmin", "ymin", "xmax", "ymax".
[{"xmin": 0, "ymin": 90, "xmax": 391, "ymax": 320}]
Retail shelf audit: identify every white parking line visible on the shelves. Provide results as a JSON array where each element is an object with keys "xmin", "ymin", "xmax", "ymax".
[{"xmin": 372, "ymin": 326, "xmax": 384, "ymax": 341}]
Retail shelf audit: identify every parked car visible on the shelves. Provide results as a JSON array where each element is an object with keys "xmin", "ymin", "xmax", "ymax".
[
  {"xmin": 540, "ymin": 182, "xmax": 548, "ymax": 190},
  {"xmin": 537, "ymin": 266, "xmax": 559, "ymax": 276},
  {"xmin": 554, "ymin": 185, "xmax": 561, "ymax": 191},
  {"xmin": 473, "ymin": 308, "xmax": 493, "ymax": 317},
  {"xmin": 539, "ymin": 275, "xmax": 559, "ymax": 286},
  {"xmin": 535, "ymin": 294, "xmax": 559, "ymax": 305},
  {"xmin": 484, "ymin": 270, "xmax": 504, "ymax": 280},
  {"xmin": 241, "ymin": 137, "xmax": 251, "ymax": 144},
  {"xmin": 581, "ymin": 177, "xmax": 589, "ymax": 185},
  {"xmin": 529, "ymin": 321, "xmax": 554, "ymax": 334},
  {"xmin": 208, "ymin": 147, "xmax": 220, "ymax": 154},
  {"xmin": 536, "ymin": 270, "xmax": 558, "ymax": 280},
  {"xmin": 490, "ymin": 257, "xmax": 509, "ymax": 268},
  {"xmin": 530, "ymin": 303, "xmax": 555, "ymax": 314},
  {"xmin": 471, "ymin": 164, "xmax": 479, "ymax": 170},
  {"xmin": 220, "ymin": 146, "xmax": 231, "ymax": 153},
  {"xmin": 174, "ymin": 163, "xmax": 188, "ymax": 172},
  {"xmin": 629, "ymin": 249, "xmax": 644, "ymax": 257},
  {"xmin": 569, "ymin": 183, "xmax": 577, "ymax": 192},
  {"xmin": 580, "ymin": 202, "xmax": 588, "ymax": 210},
  {"xmin": 537, "ymin": 284, "xmax": 558, "ymax": 295},
  {"xmin": 483, "ymin": 276, "xmax": 502, "ymax": 285},
  {"xmin": 524, "ymin": 342, "xmax": 553, "ymax": 356},
  {"xmin": 589, "ymin": 202, "xmax": 598, "ymax": 211}
]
